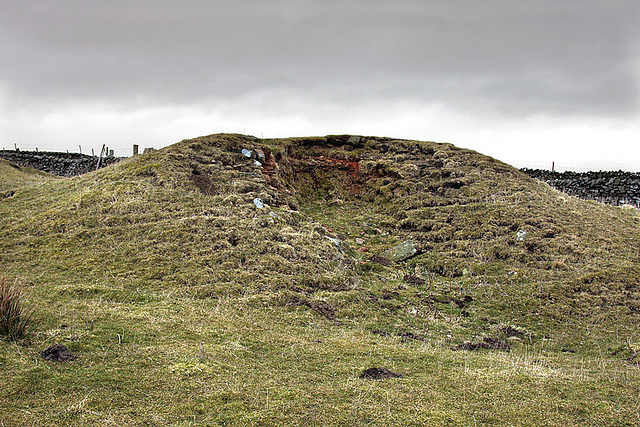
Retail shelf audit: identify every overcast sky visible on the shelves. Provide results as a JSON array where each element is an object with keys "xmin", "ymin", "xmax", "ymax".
[{"xmin": 1, "ymin": 0, "xmax": 638, "ymax": 170}]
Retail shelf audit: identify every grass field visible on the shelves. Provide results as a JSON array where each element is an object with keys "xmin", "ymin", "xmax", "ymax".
[{"xmin": 1, "ymin": 134, "xmax": 639, "ymax": 426}]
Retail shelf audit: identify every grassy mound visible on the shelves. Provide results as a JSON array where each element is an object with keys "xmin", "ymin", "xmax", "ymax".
[
  {"xmin": 0, "ymin": 159, "xmax": 54, "ymax": 193},
  {"xmin": 1, "ymin": 134, "xmax": 639, "ymax": 426}
]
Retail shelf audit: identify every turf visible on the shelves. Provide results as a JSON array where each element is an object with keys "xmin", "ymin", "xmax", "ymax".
[{"xmin": 1, "ymin": 134, "xmax": 639, "ymax": 426}]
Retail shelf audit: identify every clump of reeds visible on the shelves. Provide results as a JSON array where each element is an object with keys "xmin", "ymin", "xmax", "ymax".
[{"xmin": 0, "ymin": 273, "xmax": 31, "ymax": 341}]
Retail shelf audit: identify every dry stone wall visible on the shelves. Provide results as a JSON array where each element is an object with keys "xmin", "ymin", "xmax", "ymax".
[
  {"xmin": 522, "ymin": 169, "xmax": 640, "ymax": 207},
  {"xmin": 0, "ymin": 150, "xmax": 122, "ymax": 177}
]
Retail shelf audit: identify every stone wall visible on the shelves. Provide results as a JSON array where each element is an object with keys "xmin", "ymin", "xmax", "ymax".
[
  {"xmin": 0, "ymin": 150, "xmax": 123, "ymax": 177},
  {"xmin": 522, "ymin": 169, "xmax": 640, "ymax": 207}
]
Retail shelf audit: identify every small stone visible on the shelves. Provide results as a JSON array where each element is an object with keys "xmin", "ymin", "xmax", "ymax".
[
  {"xmin": 355, "ymin": 238, "xmax": 365, "ymax": 245},
  {"xmin": 325, "ymin": 236, "xmax": 343, "ymax": 253}
]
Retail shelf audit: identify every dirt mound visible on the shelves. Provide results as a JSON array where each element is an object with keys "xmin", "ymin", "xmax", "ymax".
[
  {"xmin": 40, "ymin": 344, "xmax": 77, "ymax": 361},
  {"xmin": 360, "ymin": 367, "xmax": 403, "ymax": 379}
]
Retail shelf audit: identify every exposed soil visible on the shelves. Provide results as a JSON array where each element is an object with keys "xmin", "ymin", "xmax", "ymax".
[
  {"xmin": 287, "ymin": 296, "xmax": 336, "ymax": 320},
  {"xmin": 397, "ymin": 332, "xmax": 425, "ymax": 343},
  {"xmin": 40, "ymin": 343, "xmax": 77, "ymax": 361},
  {"xmin": 260, "ymin": 146, "xmax": 277, "ymax": 178},
  {"xmin": 191, "ymin": 168, "xmax": 217, "ymax": 195},
  {"xmin": 370, "ymin": 329, "xmax": 424, "ymax": 342},
  {"xmin": 611, "ymin": 346, "xmax": 640, "ymax": 365},
  {"xmin": 380, "ymin": 290, "xmax": 400, "ymax": 300},
  {"xmin": 452, "ymin": 337, "xmax": 510, "ymax": 351},
  {"xmin": 370, "ymin": 255, "xmax": 392, "ymax": 266},
  {"xmin": 359, "ymin": 367, "xmax": 403, "ymax": 380},
  {"xmin": 403, "ymin": 274, "xmax": 426, "ymax": 287},
  {"xmin": 502, "ymin": 326, "xmax": 525, "ymax": 338},
  {"xmin": 453, "ymin": 295, "xmax": 473, "ymax": 308},
  {"xmin": 427, "ymin": 294, "xmax": 474, "ymax": 309}
]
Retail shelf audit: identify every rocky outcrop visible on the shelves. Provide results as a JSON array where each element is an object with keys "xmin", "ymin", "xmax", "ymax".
[
  {"xmin": 522, "ymin": 169, "xmax": 640, "ymax": 207},
  {"xmin": 0, "ymin": 150, "xmax": 123, "ymax": 177}
]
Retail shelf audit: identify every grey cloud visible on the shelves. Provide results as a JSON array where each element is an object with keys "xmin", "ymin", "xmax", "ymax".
[{"xmin": 2, "ymin": 0, "xmax": 638, "ymax": 117}]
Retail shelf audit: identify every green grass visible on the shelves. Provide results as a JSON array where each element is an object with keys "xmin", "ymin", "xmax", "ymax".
[
  {"xmin": 0, "ymin": 159, "xmax": 54, "ymax": 193},
  {"xmin": 1, "ymin": 134, "xmax": 639, "ymax": 426}
]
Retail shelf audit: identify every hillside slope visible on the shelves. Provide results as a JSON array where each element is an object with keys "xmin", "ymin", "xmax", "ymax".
[
  {"xmin": 0, "ymin": 158, "xmax": 55, "ymax": 193},
  {"xmin": 1, "ymin": 134, "xmax": 639, "ymax": 426}
]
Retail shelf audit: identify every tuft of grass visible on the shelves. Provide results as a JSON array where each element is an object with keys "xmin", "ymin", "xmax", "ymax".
[{"xmin": 0, "ymin": 273, "xmax": 31, "ymax": 341}]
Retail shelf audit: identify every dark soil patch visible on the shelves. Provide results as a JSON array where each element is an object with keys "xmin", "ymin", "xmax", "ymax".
[
  {"xmin": 611, "ymin": 347, "xmax": 640, "ymax": 365},
  {"xmin": 397, "ymin": 332, "xmax": 425, "ymax": 342},
  {"xmin": 370, "ymin": 329, "xmax": 425, "ymax": 342},
  {"xmin": 40, "ymin": 344, "xmax": 77, "ymax": 361},
  {"xmin": 315, "ymin": 281, "xmax": 352, "ymax": 292},
  {"xmin": 403, "ymin": 274, "xmax": 426, "ymax": 287},
  {"xmin": 453, "ymin": 295, "xmax": 473, "ymax": 308},
  {"xmin": 380, "ymin": 290, "xmax": 399, "ymax": 300},
  {"xmin": 360, "ymin": 367, "xmax": 403, "ymax": 380},
  {"xmin": 288, "ymin": 285, "xmax": 311, "ymax": 294},
  {"xmin": 452, "ymin": 337, "xmax": 510, "ymax": 351},
  {"xmin": 287, "ymin": 296, "xmax": 336, "ymax": 320},
  {"xmin": 502, "ymin": 326, "xmax": 525, "ymax": 338},
  {"xmin": 370, "ymin": 255, "xmax": 392, "ymax": 266},
  {"xmin": 427, "ymin": 294, "xmax": 473, "ymax": 308},
  {"xmin": 191, "ymin": 169, "xmax": 217, "ymax": 195}
]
